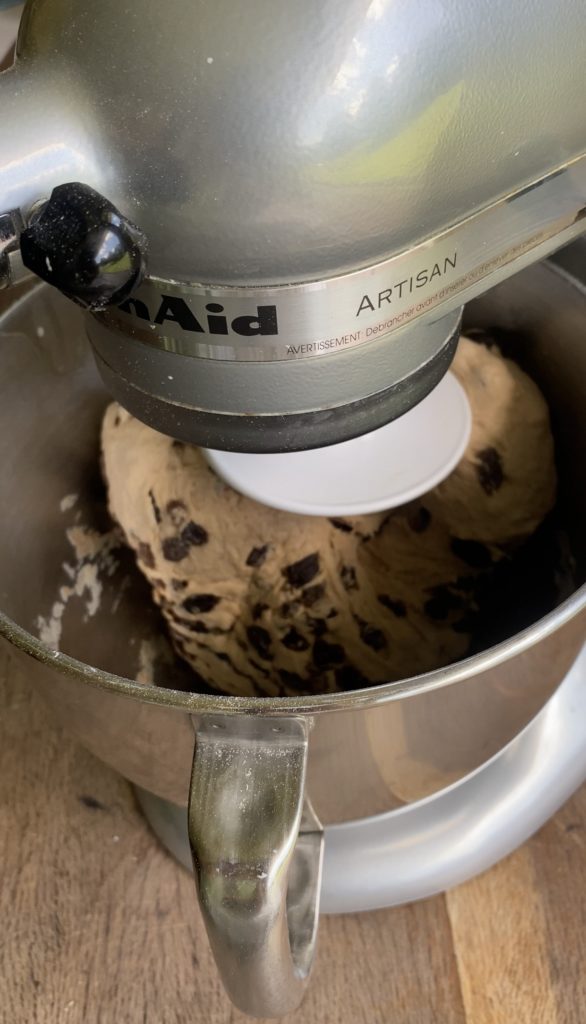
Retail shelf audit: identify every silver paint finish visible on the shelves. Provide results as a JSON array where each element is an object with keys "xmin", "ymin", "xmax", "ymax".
[
  {"xmin": 0, "ymin": 0, "xmax": 585, "ymax": 448},
  {"xmin": 322, "ymin": 647, "xmax": 586, "ymax": 913},
  {"xmin": 136, "ymin": 645, "xmax": 586, "ymax": 914},
  {"xmin": 89, "ymin": 307, "xmax": 462, "ymax": 416},
  {"xmin": 4, "ymin": 0, "xmax": 586, "ymax": 285},
  {"xmin": 100, "ymin": 158, "xmax": 586, "ymax": 362},
  {"xmin": 91, "ymin": 330, "xmax": 460, "ymax": 454},
  {"xmin": 189, "ymin": 716, "xmax": 323, "ymax": 1016},
  {"xmin": 0, "ymin": 66, "xmax": 101, "ymax": 218}
]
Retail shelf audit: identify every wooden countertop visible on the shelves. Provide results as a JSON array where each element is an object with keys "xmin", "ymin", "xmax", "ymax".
[{"xmin": 1, "ymin": 643, "xmax": 585, "ymax": 1023}]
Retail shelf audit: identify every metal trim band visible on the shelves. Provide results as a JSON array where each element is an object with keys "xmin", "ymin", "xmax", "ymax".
[
  {"xmin": 98, "ymin": 154, "xmax": 586, "ymax": 363},
  {"xmin": 92, "ymin": 327, "xmax": 460, "ymax": 452}
]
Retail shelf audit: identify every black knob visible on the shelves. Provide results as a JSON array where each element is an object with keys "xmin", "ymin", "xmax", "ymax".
[{"xmin": 20, "ymin": 183, "xmax": 147, "ymax": 311}]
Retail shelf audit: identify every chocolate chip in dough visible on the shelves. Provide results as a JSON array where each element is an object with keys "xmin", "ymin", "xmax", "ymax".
[
  {"xmin": 148, "ymin": 489, "xmax": 162, "ymax": 525},
  {"xmin": 278, "ymin": 669, "xmax": 308, "ymax": 690},
  {"xmin": 162, "ymin": 536, "xmax": 190, "ymax": 562},
  {"xmin": 249, "ymin": 659, "xmax": 270, "ymax": 678},
  {"xmin": 283, "ymin": 553, "xmax": 320, "ymax": 587},
  {"xmin": 181, "ymin": 521, "xmax": 209, "ymax": 546},
  {"xmin": 329, "ymin": 518, "xmax": 353, "ymax": 533},
  {"xmin": 182, "ymin": 593, "xmax": 220, "ymax": 614},
  {"xmin": 166, "ymin": 499, "xmax": 188, "ymax": 527},
  {"xmin": 340, "ymin": 565, "xmax": 358, "ymax": 591},
  {"xmin": 188, "ymin": 621, "xmax": 210, "ymax": 634},
  {"xmin": 281, "ymin": 627, "xmax": 310, "ymax": 652},
  {"xmin": 378, "ymin": 595, "xmax": 407, "ymax": 618},
  {"xmin": 246, "ymin": 544, "xmax": 269, "ymax": 568},
  {"xmin": 246, "ymin": 625, "xmax": 273, "ymax": 661},
  {"xmin": 358, "ymin": 621, "xmax": 387, "ymax": 652},
  {"xmin": 308, "ymin": 617, "xmax": 327, "ymax": 637},
  {"xmin": 302, "ymin": 583, "xmax": 325, "ymax": 607},
  {"xmin": 252, "ymin": 602, "xmax": 269, "ymax": 621},
  {"xmin": 137, "ymin": 542, "xmax": 155, "ymax": 569},
  {"xmin": 280, "ymin": 600, "xmax": 301, "ymax": 618},
  {"xmin": 171, "ymin": 579, "xmax": 188, "ymax": 591},
  {"xmin": 475, "ymin": 447, "xmax": 505, "ymax": 495},
  {"xmin": 407, "ymin": 505, "xmax": 431, "ymax": 533},
  {"xmin": 335, "ymin": 665, "xmax": 369, "ymax": 690},
  {"xmin": 79, "ymin": 794, "xmax": 106, "ymax": 811},
  {"xmin": 313, "ymin": 638, "xmax": 345, "ymax": 668}
]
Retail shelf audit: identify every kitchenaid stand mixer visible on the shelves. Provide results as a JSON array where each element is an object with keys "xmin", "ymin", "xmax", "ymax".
[{"xmin": 1, "ymin": 0, "xmax": 586, "ymax": 1016}]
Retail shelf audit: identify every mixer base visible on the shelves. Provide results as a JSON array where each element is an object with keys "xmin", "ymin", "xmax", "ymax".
[{"xmin": 135, "ymin": 645, "xmax": 586, "ymax": 915}]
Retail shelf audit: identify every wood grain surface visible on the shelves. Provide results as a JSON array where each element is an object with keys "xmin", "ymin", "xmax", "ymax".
[{"xmin": 1, "ymin": 642, "xmax": 585, "ymax": 1024}]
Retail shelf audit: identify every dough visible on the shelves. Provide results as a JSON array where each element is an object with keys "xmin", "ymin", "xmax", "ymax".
[{"xmin": 101, "ymin": 337, "xmax": 556, "ymax": 697}]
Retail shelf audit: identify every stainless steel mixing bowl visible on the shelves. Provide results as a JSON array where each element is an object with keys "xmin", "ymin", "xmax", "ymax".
[{"xmin": 0, "ymin": 258, "xmax": 585, "ymax": 1015}]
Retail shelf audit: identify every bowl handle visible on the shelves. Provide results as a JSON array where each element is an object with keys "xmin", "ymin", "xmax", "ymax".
[{"xmin": 188, "ymin": 714, "xmax": 323, "ymax": 1017}]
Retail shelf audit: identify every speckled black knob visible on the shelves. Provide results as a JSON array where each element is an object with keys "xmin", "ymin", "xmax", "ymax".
[{"xmin": 20, "ymin": 183, "xmax": 147, "ymax": 311}]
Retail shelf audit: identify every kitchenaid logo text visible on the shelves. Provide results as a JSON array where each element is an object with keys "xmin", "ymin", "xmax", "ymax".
[
  {"xmin": 355, "ymin": 252, "xmax": 458, "ymax": 317},
  {"xmin": 114, "ymin": 249, "xmax": 458, "ymax": 355},
  {"xmin": 117, "ymin": 296, "xmax": 278, "ymax": 336}
]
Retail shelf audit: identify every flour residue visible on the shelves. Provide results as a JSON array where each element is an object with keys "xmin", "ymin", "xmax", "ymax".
[
  {"xmin": 59, "ymin": 492, "xmax": 78, "ymax": 513},
  {"xmin": 36, "ymin": 510, "xmax": 122, "ymax": 650},
  {"xmin": 136, "ymin": 635, "xmax": 176, "ymax": 686}
]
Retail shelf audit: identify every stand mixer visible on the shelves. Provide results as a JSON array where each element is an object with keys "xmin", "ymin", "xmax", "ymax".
[{"xmin": 1, "ymin": 0, "xmax": 586, "ymax": 1016}]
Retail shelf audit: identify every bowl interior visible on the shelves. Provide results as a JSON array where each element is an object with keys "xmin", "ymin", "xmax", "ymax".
[{"xmin": 0, "ymin": 259, "xmax": 584, "ymax": 693}]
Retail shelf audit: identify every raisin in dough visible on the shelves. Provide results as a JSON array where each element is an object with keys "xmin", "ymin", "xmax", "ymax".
[{"xmin": 101, "ymin": 337, "xmax": 556, "ymax": 697}]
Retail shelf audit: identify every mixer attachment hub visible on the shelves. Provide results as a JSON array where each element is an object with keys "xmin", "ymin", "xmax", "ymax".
[{"xmin": 20, "ymin": 182, "xmax": 147, "ymax": 311}]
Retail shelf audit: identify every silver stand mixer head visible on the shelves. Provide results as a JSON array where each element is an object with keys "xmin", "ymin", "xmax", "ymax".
[{"xmin": 0, "ymin": 0, "xmax": 585, "ymax": 457}]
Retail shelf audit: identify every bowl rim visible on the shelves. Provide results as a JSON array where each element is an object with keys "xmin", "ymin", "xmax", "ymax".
[{"xmin": 1, "ymin": 587, "xmax": 584, "ymax": 717}]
